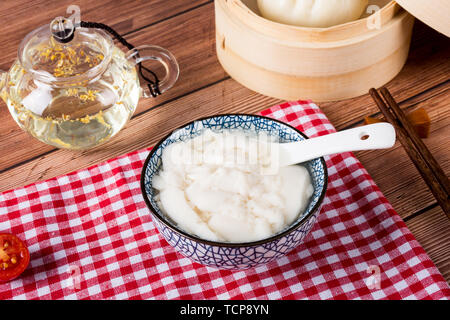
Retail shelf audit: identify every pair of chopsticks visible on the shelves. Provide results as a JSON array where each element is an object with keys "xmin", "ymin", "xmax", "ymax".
[{"xmin": 369, "ymin": 87, "xmax": 450, "ymax": 217}]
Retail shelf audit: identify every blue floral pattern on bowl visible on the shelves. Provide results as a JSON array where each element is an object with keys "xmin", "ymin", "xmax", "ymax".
[{"xmin": 140, "ymin": 114, "xmax": 328, "ymax": 269}]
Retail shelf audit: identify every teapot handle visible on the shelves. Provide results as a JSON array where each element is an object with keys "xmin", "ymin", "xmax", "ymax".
[{"xmin": 125, "ymin": 45, "xmax": 179, "ymax": 98}]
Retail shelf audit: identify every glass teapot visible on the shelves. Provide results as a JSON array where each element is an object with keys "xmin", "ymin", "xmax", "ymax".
[{"xmin": 0, "ymin": 16, "xmax": 179, "ymax": 149}]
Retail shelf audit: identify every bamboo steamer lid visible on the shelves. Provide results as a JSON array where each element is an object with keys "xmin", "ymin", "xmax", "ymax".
[{"xmin": 396, "ymin": 0, "xmax": 450, "ymax": 37}]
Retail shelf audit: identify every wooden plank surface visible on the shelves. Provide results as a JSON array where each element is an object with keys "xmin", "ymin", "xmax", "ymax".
[
  {"xmin": 405, "ymin": 206, "xmax": 450, "ymax": 281},
  {"xmin": 0, "ymin": 1, "xmax": 448, "ymax": 284}
]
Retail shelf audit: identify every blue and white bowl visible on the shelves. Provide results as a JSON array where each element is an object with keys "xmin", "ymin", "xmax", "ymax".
[{"xmin": 140, "ymin": 114, "xmax": 328, "ymax": 270}]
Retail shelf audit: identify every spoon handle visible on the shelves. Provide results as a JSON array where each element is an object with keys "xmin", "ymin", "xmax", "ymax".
[{"xmin": 277, "ymin": 123, "xmax": 396, "ymax": 166}]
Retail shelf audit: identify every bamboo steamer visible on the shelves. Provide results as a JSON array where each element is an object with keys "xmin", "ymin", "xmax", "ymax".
[{"xmin": 215, "ymin": 0, "xmax": 415, "ymax": 102}]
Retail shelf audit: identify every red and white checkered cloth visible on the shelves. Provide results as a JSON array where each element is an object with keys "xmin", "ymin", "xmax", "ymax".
[{"xmin": 0, "ymin": 101, "xmax": 448, "ymax": 300}]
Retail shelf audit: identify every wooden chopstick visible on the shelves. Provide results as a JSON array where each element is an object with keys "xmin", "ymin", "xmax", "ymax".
[
  {"xmin": 369, "ymin": 88, "xmax": 450, "ymax": 216},
  {"xmin": 379, "ymin": 88, "xmax": 450, "ymax": 196}
]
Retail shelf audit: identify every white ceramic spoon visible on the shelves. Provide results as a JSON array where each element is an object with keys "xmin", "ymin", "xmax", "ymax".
[{"xmin": 275, "ymin": 123, "xmax": 396, "ymax": 167}]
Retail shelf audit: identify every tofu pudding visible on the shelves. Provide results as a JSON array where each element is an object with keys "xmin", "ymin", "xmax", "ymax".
[{"xmin": 152, "ymin": 129, "xmax": 314, "ymax": 243}]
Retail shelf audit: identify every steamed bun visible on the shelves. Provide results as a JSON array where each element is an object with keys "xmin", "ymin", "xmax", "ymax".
[{"xmin": 257, "ymin": 0, "xmax": 369, "ymax": 28}]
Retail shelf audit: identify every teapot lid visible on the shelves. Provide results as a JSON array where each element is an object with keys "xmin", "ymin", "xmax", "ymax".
[{"xmin": 18, "ymin": 17, "xmax": 113, "ymax": 84}]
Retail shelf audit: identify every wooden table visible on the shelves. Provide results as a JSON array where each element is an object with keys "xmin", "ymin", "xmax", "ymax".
[{"xmin": 0, "ymin": 1, "xmax": 449, "ymax": 283}]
